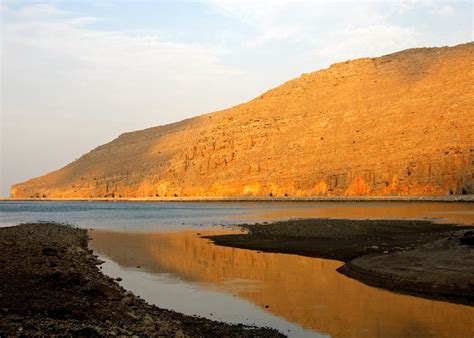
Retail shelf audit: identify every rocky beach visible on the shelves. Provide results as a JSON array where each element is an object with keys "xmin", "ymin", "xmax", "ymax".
[{"xmin": 0, "ymin": 222, "xmax": 283, "ymax": 336}]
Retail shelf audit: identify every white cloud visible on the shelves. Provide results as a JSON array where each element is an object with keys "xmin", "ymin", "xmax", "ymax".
[
  {"xmin": 65, "ymin": 16, "xmax": 104, "ymax": 26},
  {"xmin": 205, "ymin": 0, "xmax": 471, "ymax": 69},
  {"xmin": 16, "ymin": 3, "xmax": 69, "ymax": 18},
  {"xmin": 312, "ymin": 24, "xmax": 420, "ymax": 66}
]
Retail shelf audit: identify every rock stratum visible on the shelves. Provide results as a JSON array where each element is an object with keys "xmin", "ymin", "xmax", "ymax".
[{"xmin": 11, "ymin": 42, "xmax": 474, "ymax": 199}]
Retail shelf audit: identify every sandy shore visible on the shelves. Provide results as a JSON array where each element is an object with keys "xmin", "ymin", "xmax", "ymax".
[
  {"xmin": 0, "ymin": 223, "xmax": 283, "ymax": 336},
  {"xmin": 207, "ymin": 219, "xmax": 474, "ymax": 305}
]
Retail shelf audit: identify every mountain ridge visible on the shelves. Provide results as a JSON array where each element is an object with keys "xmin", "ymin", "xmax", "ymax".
[{"xmin": 11, "ymin": 42, "xmax": 474, "ymax": 198}]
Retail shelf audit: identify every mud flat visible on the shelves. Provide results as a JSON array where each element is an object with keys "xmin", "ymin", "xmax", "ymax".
[
  {"xmin": 0, "ymin": 223, "xmax": 283, "ymax": 336},
  {"xmin": 207, "ymin": 219, "xmax": 474, "ymax": 305}
]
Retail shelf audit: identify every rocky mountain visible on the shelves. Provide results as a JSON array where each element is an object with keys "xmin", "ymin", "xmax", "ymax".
[{"xmin": 11, "ymin": 42, "xmax": 474, "ymax": 199}]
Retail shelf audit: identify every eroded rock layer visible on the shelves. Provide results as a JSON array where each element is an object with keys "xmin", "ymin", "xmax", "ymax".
[{"xmin": 11, "ymin": 43, "xmax": 474, "ymax": 198}]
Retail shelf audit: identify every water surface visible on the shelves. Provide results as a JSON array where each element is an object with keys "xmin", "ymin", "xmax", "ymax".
[
  {"xmin": 1, "ymin": 201, "xmax": 473, "ymax": 229},
  {"xmin": 90, "ymin": 229, "xmax": 474, "ymax": 338},
  {"xmin": 1, "ymin": 201, "xmax": 473, "ymax": 337}
]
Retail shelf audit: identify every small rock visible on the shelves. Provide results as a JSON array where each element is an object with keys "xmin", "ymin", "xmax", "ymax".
[
  {"xmin": 70, "ymin": 327, "xmax": 99, "ymax": 335},
  {"xmin": 41, "ymin": 247, "xmax": 58, "ymax": 256},
  {"xmin": 0, "ymin": 240, "xmax": 14, "ymax": 246},
  {"xmin": 82, "ymin": 280, "xmax": 120, "ymax": 298},
  {"xmin": 122, "ymin": 296, "xmax": 134, "ymax": 305},
  {"xmin": 143, "ymin": 314, "xmax": 155, "ymax": 327},
  {"xmin": 126, "ymin": 311, "xmax": 139, "ymax": 320}
]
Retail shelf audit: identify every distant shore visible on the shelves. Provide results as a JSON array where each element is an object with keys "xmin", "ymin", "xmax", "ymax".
[
  {"xmin": 2, "ymin": 194, "xmax": 473, "ymax": 203},
  {"xmin": 0, "ymin": 223, "xmax": 283, "ymax": 336},
  {"xmin": 207, "ymin": 218, "xmax": 474, "ymax": 306}
]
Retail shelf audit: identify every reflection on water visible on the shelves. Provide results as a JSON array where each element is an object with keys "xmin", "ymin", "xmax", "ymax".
[
  {"xmin": 90, "ymin": 230, "xmax": 474, "ymax": 338},
  {"xmin": 253, "ymin": 202, "xmax": 474, "ymax": 225},
  {"xmin": 1, "ymin": 201, "xmax": 473, "ymax": 230}
]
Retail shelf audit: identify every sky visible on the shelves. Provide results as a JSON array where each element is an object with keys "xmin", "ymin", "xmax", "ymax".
[{"xmin": 1, "ymin": 0, "xmax": 473, "ymax": 197}]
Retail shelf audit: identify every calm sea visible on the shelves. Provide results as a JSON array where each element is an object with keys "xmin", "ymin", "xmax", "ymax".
[{"xmin": 1, "ymin": 200, "xmax": 473, "ymax": 229}]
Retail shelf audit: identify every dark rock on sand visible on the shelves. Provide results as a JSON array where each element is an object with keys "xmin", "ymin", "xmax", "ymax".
[{"xmin": 460, "ymin": 231, "xmax": 474, "ymax": 246}]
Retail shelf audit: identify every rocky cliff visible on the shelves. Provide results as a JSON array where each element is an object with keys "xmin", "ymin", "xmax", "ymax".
[{"xmin": 11, "ymin": 42, "xmax": 474, "ymax": 198}]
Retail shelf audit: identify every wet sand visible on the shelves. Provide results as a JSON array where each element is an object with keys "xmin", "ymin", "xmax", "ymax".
[
  {"xmin": 0, "ymin": 223, "xmax": 283, "ymax": 336},
  {"xmin": 207, "ymin": 219, "xmax": 474, "ymax": 305}
]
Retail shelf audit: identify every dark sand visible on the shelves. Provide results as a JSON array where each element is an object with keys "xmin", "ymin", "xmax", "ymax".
[
  {"xmin": 207, "ymin": 219, "xmax": 474, "ymax": 305},
  {"xmin": 0, "ymin": 223, "xmax": 283, "ymax": 336}
]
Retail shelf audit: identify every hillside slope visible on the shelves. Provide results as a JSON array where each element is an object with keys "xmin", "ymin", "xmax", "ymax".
[{"xmin": 11, "ymin": 42, "xmax": 474, "ymax": 198}]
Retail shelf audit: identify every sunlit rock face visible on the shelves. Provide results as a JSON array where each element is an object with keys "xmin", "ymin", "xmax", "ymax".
[{"xmin": 11, "ymin": 42, "xmax": 474, "ymax": 198}]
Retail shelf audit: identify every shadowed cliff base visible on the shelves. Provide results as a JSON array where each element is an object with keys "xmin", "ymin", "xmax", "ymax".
[
  {"xmin": 0, "ymin": 223, "xmax": 283, "ymax": 336},
  {"xmin": 11, "ymin": 42, "xmax": 474, "ymax": 199},
  {"xmin": 206, "ymin": 218, "xmax": 474, "ymax": 306}
]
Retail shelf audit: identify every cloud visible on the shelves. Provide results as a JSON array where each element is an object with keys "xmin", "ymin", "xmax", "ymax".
[
  {"xmin": 65, "ymin": 16, "xmax": 104, "ymax": 26},
  {"xmin": 17, "ymin": 3, "xmax": 69, "ymax": 17},
  {"xmin": 205, "ymin": 0, "xmax": 471, "ymax": 69},
  {"xmin": 312, "ymin": 24, "xmax": 420, "ymax": 65},
  {"xmin": 2, "ymin": 3, "xmax": 249, "ymax": 122}
]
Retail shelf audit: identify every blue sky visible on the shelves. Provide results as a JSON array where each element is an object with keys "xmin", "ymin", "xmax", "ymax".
[{"xmin": 1, "ymin": 0, "xmax": 473, "ymax": 196}]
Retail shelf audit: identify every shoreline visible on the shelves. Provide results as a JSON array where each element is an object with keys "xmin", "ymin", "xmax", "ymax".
[
  {"xmin": 0, "ymin": 223, "xmax": 283, "ymax": 336},
  {"xmin": 207, "ymin": 218, "xmax": 474, "ymax": 306},
  {"xmin": 2, "ymin": 194, "xmax": 474, "ymax": 203}
]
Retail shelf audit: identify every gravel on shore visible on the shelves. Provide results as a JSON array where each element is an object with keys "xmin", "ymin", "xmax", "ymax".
[
  {"xmin": 207, "ymin": 218, "xmax": 474, "ymax": 305},
  {"xmin": 0, "ymin": 222, "xmax": 284, "ymax": 336}
]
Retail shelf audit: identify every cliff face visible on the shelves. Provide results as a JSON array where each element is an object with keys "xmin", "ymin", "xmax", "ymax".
[{"xmin": 11, "ymin": 42, "xmax": 474, "ymax": 198}]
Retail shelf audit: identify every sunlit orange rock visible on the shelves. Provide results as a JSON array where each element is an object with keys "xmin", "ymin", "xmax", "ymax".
[{"xmin": 11, "ymin": 42, "xmax": 474, "ymax": 198}]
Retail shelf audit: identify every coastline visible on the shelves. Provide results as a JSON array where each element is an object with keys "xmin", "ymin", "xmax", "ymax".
[
  {"xmin": 207, "ymin": 218, "xmax": 474, "ymax": 306},
  {"xmin": 0, "ymin": 223, "xmax": 283, "ymax": 336},
  {"xmin": 2, "ymin": 194, "xmax": 474, "ymax": 203}
]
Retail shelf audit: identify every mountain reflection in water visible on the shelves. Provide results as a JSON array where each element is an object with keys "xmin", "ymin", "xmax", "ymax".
[
  {"xmin": 90, "ymin": 229, "xmax": 474, "ymax": 338},
  {"xmin": 251, "ymin": 202, "xmax": 474, "ymax": 226}
]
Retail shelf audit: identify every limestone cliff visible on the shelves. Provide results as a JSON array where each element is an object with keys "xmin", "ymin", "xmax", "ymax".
[{"xmin": 11, "ymin": 42, "xmax": 474, "ymax": 198}]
